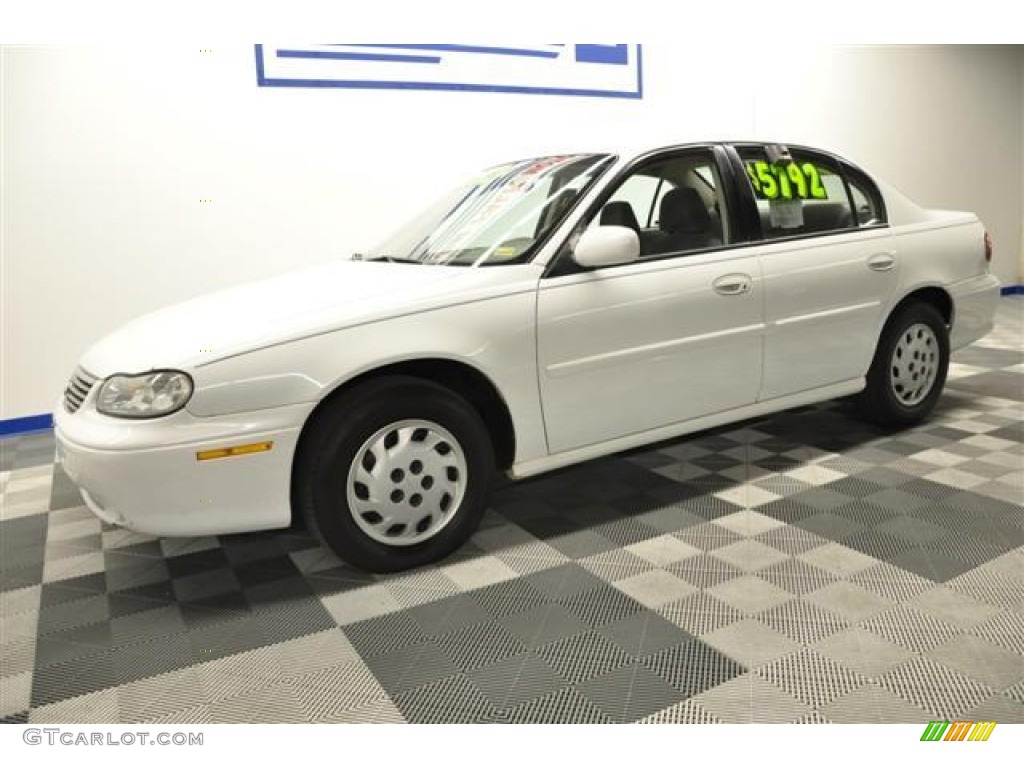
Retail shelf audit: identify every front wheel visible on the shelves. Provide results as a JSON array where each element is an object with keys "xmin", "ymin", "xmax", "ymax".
[
  {"xmin": 293, "ymin": 377, "xmax": 495, "ymax": 572},
  {"xmin": 859, "ymin": 302, "xmax": 950, "ymax": 427}
]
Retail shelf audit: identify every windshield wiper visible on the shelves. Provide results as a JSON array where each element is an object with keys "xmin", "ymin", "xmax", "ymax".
[{"xmin": 359, "ymin": 254, "xmax": 424, "ymax": 264}]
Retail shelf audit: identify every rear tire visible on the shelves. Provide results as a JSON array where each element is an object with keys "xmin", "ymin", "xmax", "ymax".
[
  {"xmin": 293, "ymin": 377, "xmax": 494, "ymax": 572},
  {"xmin": 859, "ymin": 302, "xmax": 949, "ymax": 427}
]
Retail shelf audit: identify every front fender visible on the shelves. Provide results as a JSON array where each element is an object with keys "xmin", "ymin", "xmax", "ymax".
[{"xmin": 186, "ymin": 289, "xmax": 548, "ymax": 466}]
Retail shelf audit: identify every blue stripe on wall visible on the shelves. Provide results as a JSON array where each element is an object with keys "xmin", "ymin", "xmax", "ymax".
[
  {"xmin": 341, "ymin": 44, "xmax": 564, "ymax": 59},
  {"xmin": 278, "ymin": 50, "xmax": 442, "ymax": 64},
  {"xmin": 1000, "ymin": 284, "xmax": 1024, "ymax": 296},
  {"xmin": 0, "ymin": 413, "xmax": 54, "ymax": 438}
]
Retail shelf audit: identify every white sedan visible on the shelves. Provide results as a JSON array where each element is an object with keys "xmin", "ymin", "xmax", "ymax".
[{"xmin": 55, "ymin": 142, "xmax": 1001, "ymax": 571}]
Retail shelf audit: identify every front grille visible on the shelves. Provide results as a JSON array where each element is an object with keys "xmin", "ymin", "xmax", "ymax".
[{"xmin": 64, "ymin": 368, "xmax": 98, "ymax": 414}]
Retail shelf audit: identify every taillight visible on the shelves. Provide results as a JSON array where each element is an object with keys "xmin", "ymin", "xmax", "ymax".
[{"xmin": 984, "ymin": 231, "xmax": 993, "ymax": 264}]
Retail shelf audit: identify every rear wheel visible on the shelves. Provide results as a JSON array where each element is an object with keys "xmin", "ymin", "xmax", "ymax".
[
  {"xmin": 859, "ymin": 302, "xmax": 949, "ymax": 427},
  {"xmin": 293, "ymin": 377, "xmax": 494, "ymax": 572}
]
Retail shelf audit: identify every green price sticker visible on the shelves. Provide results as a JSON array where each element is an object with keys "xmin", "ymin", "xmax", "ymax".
[{"xmin": 745, "ymin": 161, "xmax": 828, "ymax": 201}]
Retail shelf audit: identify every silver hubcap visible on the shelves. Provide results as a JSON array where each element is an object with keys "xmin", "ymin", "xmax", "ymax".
[
  {"xmin": 346, "ymin": 420, "xmax": 467, "ymax": 546},
  {"xmin": 890, "ymin": 323, "xmax": 940, "ymax": 407}
]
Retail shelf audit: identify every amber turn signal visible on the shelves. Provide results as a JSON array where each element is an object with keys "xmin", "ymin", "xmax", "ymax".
[{"xmin": 196, "ymin": 442, "xmax": 274, "ymax": 461}]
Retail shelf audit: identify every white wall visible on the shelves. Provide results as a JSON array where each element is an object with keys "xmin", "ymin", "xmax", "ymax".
[{"xmin": 3, "ymin": 44, "xmax": 1023, "ymax": 420}]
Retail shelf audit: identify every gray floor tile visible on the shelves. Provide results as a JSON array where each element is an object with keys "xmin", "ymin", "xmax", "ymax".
[
  {"xmin": 805, "ymin": 581, "xmax": 895, "ymax": 623},
  {"xmin": 878, "ymin": 657, "xmax": 994, "ymax": 720},
  {"xmin": 640, "ymin": 638, "xmax": 746, "ymax": 697},
  {"xmin": 822, "ymin": 681, "xmax": 933, "ymax": 723},
  {"xmin": 535, "ymin": 630, "xmax": 633, "ymax": 684},
  {"xmin": 798, "ymin": 542, "xmax": 879, "ymax": 577},
  {"xmin": 812, "ymin": 627, "xmax": 917, "ymax": 680},
  {"xmin": 693, "ymin": 673, "xmax": 812, "ymax": 723},
  {"xmin": 908, "ymin": 586, "xmax": 1002, "ymax": 628},
  {"xmin": 702, "ymin": 618, "xmax": 800, "ymax": 668},
  {"xmin": 468, "ymin": 652, "xmax": 568, "ymax": 710},
  {"xmin": 968, "ymin": 610, "xmax": 1024, "ymax": 655},
  {"xmin": 707, "ymin": 575, "xmax": 792, "ymax": 614},
  {"xmin": 576, "ymin": 662, "xmax": 684, "ymax": 722},
  {"xmin": 757, "ymin": 598, "xmax": 849, "ymax": 645},
  {"xmin": 597, "ymin": 610, "xmax": 692, "ymax": 656},
  {"xmin": 925, "ymin": 633, "xmax": 1024, "ymax": 690},
  {"xmin": 757, "ymin": 647, "xmax": 868, "ymax": 708},
  {"xmin": 656, "ymin": 591, "xmax": 745, "ymax": 636},
  {"xmin": 500, "ymin": 685, "xmax": 613, "ymax": 724},
  {"xmin": 890, "ymin": 546, "xmax": 977, "ymax": 582},
  {"xmin": 859, "ymin": 606, "xmax": 964, "ymax": 653},
  {"xmin": 612, "ymin": 568, "xmax": 698, "ymax": 608},
  {"xmin": 498, "ymin": 602, "xmax": 589, "ymax": 648}
]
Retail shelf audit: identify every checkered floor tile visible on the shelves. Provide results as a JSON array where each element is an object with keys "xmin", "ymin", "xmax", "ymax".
[{"xmin": 2, "ymin": 298, "xmax": 1021, "ymax": 724}]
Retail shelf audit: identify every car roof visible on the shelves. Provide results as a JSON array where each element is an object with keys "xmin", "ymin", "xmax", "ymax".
[
  {"xmin": 510, "ymin": 140, "xmax": 866, "ymax": 178},
  {"xmin": 535, "ymin": 139, "xmax": 820, "ymax": 161},
  {"xmin": 605, "ymin": 139, "xmax": 867, "ymax": 173}
]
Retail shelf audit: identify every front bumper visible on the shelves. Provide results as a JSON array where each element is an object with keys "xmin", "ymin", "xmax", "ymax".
[{"xmin": 54, "ymin": 398, "xmax": 313, "ymax": 537}]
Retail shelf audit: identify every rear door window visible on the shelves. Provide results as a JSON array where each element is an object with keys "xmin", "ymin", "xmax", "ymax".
[{"xmin": 737, "ymin": 146, "xmax": 876, "ymax": 239}]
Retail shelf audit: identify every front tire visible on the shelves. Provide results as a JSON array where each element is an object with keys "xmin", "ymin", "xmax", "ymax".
[
  {"xmin": 293, "ymin": 377, "xmax": 495, "ymax": 572},
  {"xmin": 859, "ymin": 302, "xmax": 949, "ymax": 427}
]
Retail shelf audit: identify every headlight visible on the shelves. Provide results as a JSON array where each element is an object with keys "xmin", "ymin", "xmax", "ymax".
[{"xmin": 96, "ymin": 371, "xmax": 193, "ymax": 418}]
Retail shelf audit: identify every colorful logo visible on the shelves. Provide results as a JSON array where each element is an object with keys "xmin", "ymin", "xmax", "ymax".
[{"xmin": 920, "ymin": 721, "xmax": 997, "ymax": 741}]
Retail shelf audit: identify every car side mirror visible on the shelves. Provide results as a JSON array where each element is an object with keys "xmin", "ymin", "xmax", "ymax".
[{"xmin": 572, "ymin": 226, "xmax": 640, "ymax": 269}]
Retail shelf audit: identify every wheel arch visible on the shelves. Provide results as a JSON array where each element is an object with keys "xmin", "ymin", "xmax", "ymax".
[
  {"xmin": 293, "ymin": 357, "xmax": 517, "ymax": 479},
  {"xmin": 888, "ymin": 285, "xmax": 954, "ymax": 328},
  {"xmin": 861, "ymin": 285, "xmax": 953, "ymax": 383},
  {"xmin": 860, "ymin": 285, "xmax": 952, "ymax": 427}
]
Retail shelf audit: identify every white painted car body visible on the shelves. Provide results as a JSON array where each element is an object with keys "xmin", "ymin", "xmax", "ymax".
[{"xmin": 54, "ymin": 142, "xmax": 1000, "ymax": 538}]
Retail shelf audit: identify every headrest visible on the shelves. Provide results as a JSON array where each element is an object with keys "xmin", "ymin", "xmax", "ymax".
[
  {"xmin": 660, "ymin": 187, "xmax": 711, "ymax": 234},
  {"xmin": 600, "ymin": 201, "xmax": 641, "ymax": 233}
]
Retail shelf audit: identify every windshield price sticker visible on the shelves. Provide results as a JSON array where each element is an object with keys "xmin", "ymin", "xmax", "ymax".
[{"xmin": 746, "ymin": 161, "xmax": 828, "ymax": 201}]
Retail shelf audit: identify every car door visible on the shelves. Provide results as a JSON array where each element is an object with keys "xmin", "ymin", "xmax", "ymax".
[
  {"xmin": 536, "ymin": 147, "xmax": 765, "ymax": 455},
  {"xmin": 727, "ymin": 144, "xmax": 899, "ymax": 402}
]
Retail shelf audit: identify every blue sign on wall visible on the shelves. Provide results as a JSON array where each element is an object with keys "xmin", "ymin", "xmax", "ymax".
[{"xmin": 255, "ymin": 44, "xmax": 642, "ymax": 99}]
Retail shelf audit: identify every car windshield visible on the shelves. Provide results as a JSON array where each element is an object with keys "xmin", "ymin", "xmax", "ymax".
[{"xmin": 363, "ymin": 153, "xmax": 613, "ymax": 266}]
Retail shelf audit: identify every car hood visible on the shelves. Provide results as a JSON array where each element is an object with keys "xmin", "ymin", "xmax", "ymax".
[{"xmin": 79, "ymin": 260, "xmax": 538, "ymax": 376}]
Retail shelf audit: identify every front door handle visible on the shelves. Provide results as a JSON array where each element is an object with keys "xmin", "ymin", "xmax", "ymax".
[
  {"xmin": 868, "ymin": 252, "xmax": 897, "ymax": 272},
  {"xmin": 713, "ymin": 274, "xmax": 752, "ymax": 296}
]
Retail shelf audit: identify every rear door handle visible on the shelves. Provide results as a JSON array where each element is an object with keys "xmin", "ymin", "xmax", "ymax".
[
  {"xmin": 868, "ymin": 252, "xmax": 897, "ymax": 272},
  {"xmin": 713, "ymin": 274, "xmax": 752, "ymax": 296}
]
